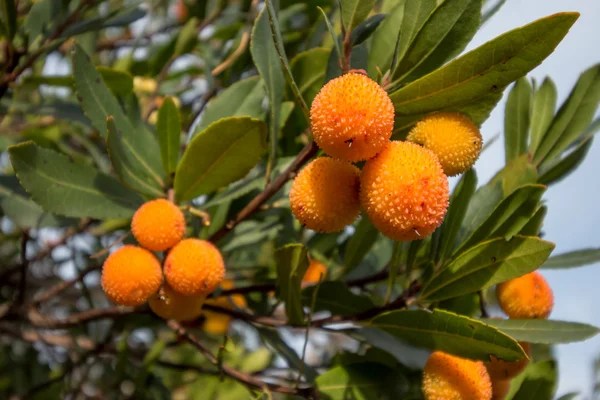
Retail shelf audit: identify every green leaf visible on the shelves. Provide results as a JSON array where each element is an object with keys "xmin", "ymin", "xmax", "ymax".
[
  {"xmin": 392, "ymin": 0, "xmax": 481, "ymax": 82},
  {"xmin": 482, "ymin": 0, "xmax": 507, "ymax": 24},
  {"xmin": 480, "ymin": 319, "xmax": 599, "ymax": 344},
  {"xmin": 0, "ymin": 193, "xmax": 66, "ymax": 229},
  {"xmin": 275, "ymin": 244, "xmax": 310, "ymax": 325},
  {"xmin": 23, "ymin": 0, "xmax": 60, "ymax": 43},
  {"xmin": 367, "ymin": 309, "xmax": 526, "ymax": 361},
  {"xmin": 289, "ymin": 48, "xmax": 330, "ymax": 106},
  {"xmin": 490, "ymin": 154, "xmax": 539, "ymax": 196},
  {"xmin": 529, "ymin": 77, "xmax": 557, "ymax": 155},
  {"xmin": 538, "ymin": 137, "xmax": 593, "ymax": 185},
  {"xmin": 106, "ymin": 117, "xmax": 164, "ymax": 197},
  {"xmin": 341, "ymin": 0, "xmax": 377, "ymax": 32},
  {"xmin": 519, "ymin": 205, "xmax": 547, "ymax": 236},
  {"xmin": 23, "ymin": 68, "xmax": 134, "ymax": 97},
  {"xmin": 175, "ymin": 117, "xmax": 267, "ymax": 202},
  {"xmin": 316, "ymin": 362, "xmax": 404, "ymax": 399},
  {"xmin": 71, "ymin": 44, "xmax": 165, "ymax": 190},
  {"xmin": 542, "ymin": 247, "xmax": 600, "ymax": 269},
  {"xmin": 556, "ymin": 393, "xmax": 580, "ymax": 400},
  {"xmin": 367, "ymin": 1, "xmax": 405, "ymax": 78},
  {"xmin": 504, "ymin": 78, "xmax": 532, "ymax": 162},
  {"xmin": 240, "ymin": 348, "xmax": 272, "ymax": 374},
  {"xmin": 343, "ymin": 216, "xmax": 380, "ymax": 275},
  {"xmin": 317, "ymin": 7, "xmax": 342, "ymax": 64},
  {"xmin": 156, "ymin": 97, "xmax": 181, "ymax": 174},
  {"xmin": 456, "ymin": 184, "xmax": 546, "ymax": 254},
  {"xmin": 389, "ymin": 13, "xmax": 579, "ymax": 117},
  {"xmin": 350, "ymin": 14, "xmax": 387, "ymax": 45},
  {"xmin": 437, "ymin": 169, "xmax": 477, "ymax": 263},
  {"xmin": 1, "ymin": 0, "xmax": 17, "ymax": 40},
  {"xmin": 393, "ymin": 0, "xmax": 436, "ymax": 74},
  {"xmin": 195, "ymin": 76, "xmax": 266, "ymax": 134},
  {"xmin": 8, "ymin": 142, "xmax": 143, "ymax": 219},
  {"xmin": 301, "ymin": 282, "xmax": 375, "ymax": 316},
  {"xmin": 174, "ymin": 17, "xmax": 199, "ymax": 56},
  {"xmin": 511, "ymin": 361, "xmax": 557, "ymax": 400},
  {"xmin": 421, "ymin": 236, "xmax": 555, "ymax": 302},
  {"xmin": 534, "ymin": 64, "xmax": 600, "ymax": 166}
]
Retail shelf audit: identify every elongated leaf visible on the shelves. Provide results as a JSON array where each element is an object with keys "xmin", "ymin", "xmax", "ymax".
[
  {"xmin": 504, "ymin": 78, "xmax": 532, "ymax": 162},
  {"xmin": 519, "ymin": 205, "xmax": 547, "ymax": 236},
  {"xmin": 175, "ymin": 117, "xmax": 267, "ymax": 202},
  {"xmin": 341, "ymin": 0, "xmax": 377, "ymax": 32},
  {"xmin": 0, "ymin": 193, "xmax": 66, "ymax": 229},
  {"xmin": 481, "ymin": 319, "xmax": 599, "ymax": 344},
  {"xmin": 389, "ymin": 13, "xmax": 579, "ymax": 116},
  {"xmin": 535, "ymin": 64, "xmax": 600, "ymax": 165},
  {"xmin": 1, "ymin": 0, "xmax": 17, "ymax": 39},
  {"xmin": 482, "ymin": 0, "xmax": 506, "ymax": 24},
  {"xmin": 156, "ymin": 97, "xmax": 181, "ymax": 174},
  {"xmin": 542, "ymin": 247, "xmax": 600, "ymax": 269},
  {"xmin": 301, "ymin": 282, "xmax": 375, "ymax": 316},
  {"xmin": 275, "ymin": 244, "xmax": 310, "ymax": 325},
  {"xmin": 556, "ymin": 393, "xmax": 580, "ymax": 400},
  {"xmin": 316, "ymin": 362, "xmax": 403, "ymax": 399},
  {"xmin": 23, "ymin": 68, "xmax": 134, "ymax": 96},
  {"xmin": 538, "ymin": 137, "xmax": 593, "ymax": 185},
  {"xmin": 367, "ymin": 309, "xmax": 526, "ymax": 361},
  {"xmin": 24, "ymin": 0, "xmax": 61, "ymax": 43},
  {"xmin": 174, "ymin": 18, "xmax": 199, "ymax": 56},
  {"xmin": 422, "ymin": 236, "xmax": 555, "ymax": 302},
  {"xmin": 9, "ymin": 142, "xmax": 143, "ymax": 219},
  {"xmin": 529, "ymin": 77, "xmax": 557, "ymax": 155},
  {"xmin": 317, "ymin": 7, "xmax": 342, "ymax": 66},
  {"xmin": 350, "ymin": 14, "xmax": 387, "ymax": 45},
  {"xmin": 343, "ymin": 217, "xmax": 380, "ymax": 275},
  {"xmin": 511, "ymin": 361, "xmax": 557, "ymax": 400},
  {"xmin": 196, "ymin": 76, "xmax": 266, "ymax": 134},
  {"xmin": 367, "ymin": 0, "xmax": 405, "ymax": 77},
  {"xmin": 289, "ymin": 48, "xmax": 330, "ymax": 106},
  {"xmin": 394, "ymin": 0, "xmax": 436, "ymax": 73}
]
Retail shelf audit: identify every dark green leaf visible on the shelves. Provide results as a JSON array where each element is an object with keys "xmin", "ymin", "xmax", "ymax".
[
  {"xmin": 367, "ymin": 309, "xmax": 526, "ymax": 361},
  {"xmin": 8, "ymin": 142, "xmax": 143, "ymax": 219},
  {"xmin": 350, "ymin": 14, "xmax": 387, "ymax": 45},
  {"xmin": 156, "ymin": 97, "xmax": 181, "ymax": 174},
  {"xmin": 275, "ymin": 244, "xmax": 310, "ymax": 325},
  {"xmin": 529, "ymin": 77, "xmax": 557, "ymax": 155},
  {"xmin": 504, "ymin": 78, "xmax": 532, "ymax": 162},
  {"xmin": 175, "ymin": 117, "xmax": 267, "ymax": 202},
  {"xmin": 518, "ymin": 205, "xmax": 547, "ymax": 236},
  {"xmin": 556, "ymin": 393, "xmax": 580, "ymax": 400},
  {"xmin": 24, "ymin": 0, "xmax": 61, "ymax": 43},
  {"xmin": 1, "ymin": 0, "xmax": 17, "ymax": 39},
  {"xmin": 511, "ymin": 361, "xmax": 557, "ymax": 400},
  {"xmin": 367, "ymin": 0, "xmax": 405, "ymax": 78},
  {"xmin": 393, "ymin": 0, "xmax": 436, "ymax": 74},
  {"xmin": 422, "ymin": 236, "xmax": 555, "ymax": 302},
  {"xmin": 343, "ymin": 216, "xmax": 380, "ymax": 275},
  {"xmin": 542, "ymin": 247, "xmax": 600, "ymax": 269},
  {"xmin": 482, "ymin": 0, "xmax": 506, "ymax": 24},
  {"xmin": 341, "ymin": 0, "xmax": 377, "ymax": 32},
  {"xmin": 538, "ymin": 137, "xmax": 593, "ymax": 185},
  {"xmin": 480, "ymin": 319, "xmax": 599, "ymax": 344},
  {"xmin": 301, "ymin": 282, "xmax": 375, "ymax": 316},
  {"xmin": 289, "ymin": 48, "xmax": 330, "ymax": 106}
]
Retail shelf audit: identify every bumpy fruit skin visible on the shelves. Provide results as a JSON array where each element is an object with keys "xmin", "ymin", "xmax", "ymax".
[
  {"xmin": 360, "ymin": 141, "xmax": 449, "ymax": 241},
  {"xmin": 203, "ymin": 281, "xmax": 246, "ymax": 335},
  {"xmin": 496, "ymin": 271, "xmax": 554, "ymax": 319},
  {"xmin": 302, "ymin": 260, "xmax": 327, "ymax": 286},
  {"xmin": 310, "ymin": 73, "xmax": 394, "ymax": 161},
  {"xmin": 422, "ymin": 351, "xmax": 492, "ymax": 400},
  {"xmin": 486, "ymin": 342, "xmax": 530, "ymax": 380},
  {"xmin": 101, "ymin": 246, "xmax": 162, "ymax": 306},
  {"xmin": 290, "ymin": 157, "xmax": 361, "ymax": 233},
  {"xmin": 491, "ymin": 378, "xmax": 511, "ymax": 400},
  {"xmin": 131, "ymin": 199, "xmax": 185, "ymax": 252},
  {"xmin": 148, "ymin": 283, "xmax": 205, "ymax": 321},
  {"xmin": 407, "ymin": 112, "xmax": 483, "ymax": 177},
  {"xmin": 165, "ymin": 239, "xmax": 225, "ymax": 296}
]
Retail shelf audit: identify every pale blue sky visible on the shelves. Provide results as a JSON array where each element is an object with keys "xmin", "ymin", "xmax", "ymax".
[{"xmin": 468, "ymin": 1, "xmax": 600, "ymax": 397}]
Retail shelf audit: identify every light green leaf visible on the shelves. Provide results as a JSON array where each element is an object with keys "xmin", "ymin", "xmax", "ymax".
[
  {"xmin": 341, "ymin": 0, "xmax": 378, "ymax": 32},
  {"xmin": 542, "ymin": 247, "xmax": 600, "ymax": 269},
  {"xmin": 289, "ymin": 48, "xmax": 330, "ymax": 106},
  {"xmin": 511, "ymin": 361, "xmax": 557, "ymax": 400},
  {"xmin": 24, "ymin": 0, "xmax": 60, "ymax": 43},
  {"xmin": 389, "ymin": 13, "xmax": 579, "ymax": 117},
  {"xmin": 175, "ymin": 117, "xmax": 267, "ymax": 202},
  {"xmin": 240, "ymin": 348, "xmax": 272, "ymax": 374},
  {"xmin": 529, "ymin": 77, "xmax": 557, "ymax": 155},
  {"xmin": 156, "ymin": 97, "xmax": 181, "ymax": 174},
  {"xmin": 8, "ymin": 142, "xmax": 143, "ymax": 219},
  {"xmin": 301, "ymin": 282, "xmax": 375, "ymax": 316},
  {"xmin": 393, "ymin": 0, "xmax": 436, "ymax": 73},
  {"xmin": 343, "ymin": 216, "xmax": 380, "ymax": 275},
  {"xmin": 367, "ymin": 0, "xmax": 406, "ymax": 77},
  {"xmin": 275, "ymin": 244, "xmax": 310, "ymax": 325},
  {"xmin": 422, "ymin": 236, "xmax": 555, "ymax": 302},
  {"xmin": 23, "ymin": 68, "xmax": 134, "ymax": 97},
  {"xmin": 480, "ymin": 319, "xmax": 599, "ymax": 344},
  {"xmin": 538, "ymin": 137, "xmax": 593, "ymax": 185},
  {"xmin": 367, "ymin": 309, "xmax": 526, "ymax": 361},
  {"xmin": 316, "ymin": 362, "xmax": 403, "ymax": 399},
  {"xmin": 504, "ymin": 78, "xmax": 532, "ymax": 162},
  {"xmin": 317, "ymin": 6, "xmax": 342, "ymax": 63},
  {"xmin": 0, "ymin": 193, "xmax": 66, "ymax": 229},
  {"xmin": 174, "ymin": 17, "xmax": 199, "ymax": 56}
]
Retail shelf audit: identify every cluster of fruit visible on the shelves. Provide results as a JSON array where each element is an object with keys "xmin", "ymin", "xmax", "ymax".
[
  {"xmin": 423, "ymin": 272, "xmax": 554, "ymax": 399},
  {"xmin": 100, "ymin": 199, "xmax": 227, "ymax": 322},
  {"xmin": 290, "ymin": 71, "xmax": 483, "ymax": 241}
]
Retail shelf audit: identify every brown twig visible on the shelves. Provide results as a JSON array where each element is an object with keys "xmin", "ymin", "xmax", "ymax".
[
  {"xmin": 32, "ymin": 264, "xmax": 100, "ymax": 305},
  {"xmin": 16, "ymin": 231, "xmax": 29, "ymax": 305},
  {"xmin": 27, "ymin": 306, "xmax": 137, "ymax": 329}
]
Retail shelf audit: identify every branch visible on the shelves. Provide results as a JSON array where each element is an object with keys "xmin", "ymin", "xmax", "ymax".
[
  {"xmin": 32, "ymin": 264, "xmax": 100, "ymax": 305},
  {"xmin": 16, "ymin": 231, "xmax": 29, "ymax": 305},
  {"xmin": 27, "ymin": 306, "xmax": 137, "ymax": 329}
]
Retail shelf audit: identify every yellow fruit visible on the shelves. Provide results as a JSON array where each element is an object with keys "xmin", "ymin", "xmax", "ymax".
[
  {"xmin": 491, "ymin": 378, "xmax": 511, "ymax": 400},
  {"xmin": 164, "ymin": 239, "xmax": 225, "ymax": 296},
  {"xmin": 486, "ymin": 342, "xmax": 530, "ymax": 380},
  {"xmin": 101, "ymin": 246, "xmax": 162, "ymax": 306},
  {"xmin": 496, "ymin": 271, "xmax": 554, "ymax": 319},
  {"xmin": 203, "ymin": 280, "xmax": 246, "ymax": 335},
  {"xmin": 290, "ymin": 157, "xmax": 361, "ymax": 233},
  {"xmin": 131, "ymin": 199, "xmax": 185, "ymax": 252},
  {"xmin": 133, "ymin": 77, "xmax": 157, "ymax": 95},
  {"xmin": 310, "ymin": 73, "xmax": 394, "ymax": 161},
  {"xmin": 407, "ymin": 112, "xmax": 483, "ymax": 177},
  {"xmin": 360, "ymin": 141, "xmax": 449, "ymax": 241},
  {"xmin": 148, "ymin": 283, "xmax": 205, "ymax": 321},
  {"xmin": 422, "ymin": 351, "xmax": 492, "ymax": 400},
  {"xmin": 302, "ymin": 259, "xmax": 327, "ymax": 286}
]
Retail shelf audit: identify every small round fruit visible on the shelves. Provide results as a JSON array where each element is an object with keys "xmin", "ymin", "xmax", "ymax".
[
  {"xmin": 164, "ymin": 239, "xmax": 225, "ymax": 296},
  {"xmin": 131, "ymin": 198, "xmax": 185, "ymax": 252},
  {"xmin": 101, "ymin": 245, "xmax": 162, "ymax": 306},
  {"xmin": 486, "ymin": 342, "xmax": 530, "ymax": 380},
  {"xmin": 149, "ymin": 283, "xmax": 205, "ymax": 321},
  {"xmin": 302, "ymin": 259, "xmax": 327, "ymax": 286},
  {"xmin": 422, "ymin": 351, "xmax": 492, "ymax": 400},
  {"xmin": 407, "ymin": 112, "xmax": 483, "ymax": 176},
  {"xmin": 496, "ymin": 271, "xmax": 554, "ymax": 319},
  {"xmin": 290, "ymin": 157, "xmax": 361, "ymax": 233},
  {"xmin": 360, "ymin": 141, "xmax": 449, "ymax": 241},
  {"xmin": 203, "ymin": 281, "xmax": 246, "ymax": 335},
  {"xmin": 491, "ymin": 378, "xmax": 511, "ymax": 400},
  {"xmin": 310, "ymin": 73, "xmax": 394, "ymax": 161}
]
